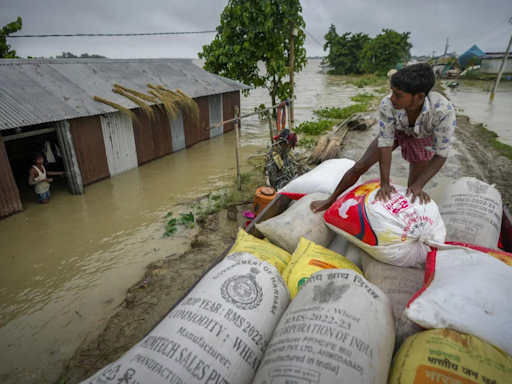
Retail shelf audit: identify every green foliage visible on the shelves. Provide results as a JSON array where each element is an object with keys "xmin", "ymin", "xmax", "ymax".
[
  {"xmin": 358, "ymin": 29, "xmax": 412, "ymax": 75},
  {"xmin": 324, "ymin": 25, "xmax": 370, "ymax": 75},
  {"xmin": 375, "ymin": 87, "xmax": 388, "ymax": 94},
  {"xmin": 478, "ymin": 124, "xmax": 512, "ymax": 160},
  {"xmin": 254, "ymin": 103, "xmax": 268, "ymax": 119},
  {"xmin": 164, "ymin": 218, "xmax": 178, "ymax": 237},
  {"xmin": 353, "ymin": 79, "xmax": 372, "ymax": 88},
  {"xmin": 180, "ymin": 212, "xmax": 195, "ymax": 228},
  {"xmin": 350, "ymin": 93, "xmax": 374, "ymax": 102},
  {"xmin": 295, "ymin": 119, "xmax": 336, "ymax": 135},
  {"xmin": 297, "ymin": 137, "xmax": 317, "ymax": 149},
  {"xmin": 314, "ymin": 103, "xmax": 370, "ymax": 120},
  {"xmin": 0, "ymin": 17, "xmax": 22, "ymax": 58},
  {"xmin": 57, "ymin": 52, "xmax": 106, "ymax": 58},
  {"xmin": 164, "ymin": 211, "xmax": 173, "ymax": 219},
  {"xmin": 199, "ymin": 0, "xmax": 307, "ymax": 106}
]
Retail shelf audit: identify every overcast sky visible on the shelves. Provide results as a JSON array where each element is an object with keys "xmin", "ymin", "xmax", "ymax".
[{"xmin": 2, "ymin": 0, "xmax": 512, "ymax": 59}]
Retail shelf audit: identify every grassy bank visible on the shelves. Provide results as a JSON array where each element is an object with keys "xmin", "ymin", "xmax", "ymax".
[{"xmin": 477, "ymin": 123, "xmax": 512, "ymax": 160}]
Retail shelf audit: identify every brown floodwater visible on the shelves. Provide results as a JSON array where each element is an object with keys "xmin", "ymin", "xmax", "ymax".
[
  {"xmin": 443, "ymin": 80, "xmax": 512, "ymax": 146},
  {"xmin": 0, "ymin": 59, "xmax": 383, "ymax": 382}
]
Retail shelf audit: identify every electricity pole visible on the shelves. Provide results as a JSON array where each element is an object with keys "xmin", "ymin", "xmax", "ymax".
[
  {"xmin": 289, "ymin": 25, "xmax": 298, "ymax": 130},
  {"xmin": 441, "ymin": 38, "xmax": 450, "ymax": 76},
  {"xmin": 490, "ymin": 18, "xmax": 512, "ymax": 101}
]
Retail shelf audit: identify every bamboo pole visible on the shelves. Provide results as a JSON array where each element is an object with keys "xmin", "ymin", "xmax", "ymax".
[
  {"xmin": 267, "ymin": 110, "xmax": 274, "ymax": 143},
  {"xmin": 234, "ymin": 106, "xmax": 242, "ymax": 191},
  {"xmin": 205, "ymin": 100, "xmax": 290, "ymax": 131},
  {"xmin": 289, "ymin": 25, "xmax": 297, "ymax": 130}
]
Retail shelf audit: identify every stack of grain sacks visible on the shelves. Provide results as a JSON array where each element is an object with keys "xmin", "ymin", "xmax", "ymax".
[{"xmin": 80, "ymin": 161, "xmax": 512, "ymax": 384}]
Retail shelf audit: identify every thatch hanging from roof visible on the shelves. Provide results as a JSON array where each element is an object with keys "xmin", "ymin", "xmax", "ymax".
[{"xmin": 93, "ymin": 96, "xmax": 136, "ymax": 120}]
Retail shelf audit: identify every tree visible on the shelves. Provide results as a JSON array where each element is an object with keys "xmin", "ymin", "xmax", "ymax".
[
  {"xmin": 198, "ymin": 0, "xmax": 306, "ymax": 107},
  {"xmin": 0, "ymin": 17, "xmax": 22, "ymax": 58},
  {"xmin": 358, "ymin": 29, "xmax": 411, "ymax": 75},
  {"xmin": 323, "ymin": 25, "xmax": 370, "ymax": 75}
]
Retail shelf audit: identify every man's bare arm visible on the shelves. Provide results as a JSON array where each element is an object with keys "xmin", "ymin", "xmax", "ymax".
[
  {"xmin": 375, "ymin": 147, "xmax": 396, "ymax": 201},
  {"xmin": 407, "ymin": 155, "xmax": 446, "ymax": 203}
]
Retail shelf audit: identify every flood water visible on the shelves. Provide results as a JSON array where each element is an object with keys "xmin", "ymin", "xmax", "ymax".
[
  {"xmin": 0, "ymin": 59, "xmax": 379, "ymax": 382},
  {"xmin": 443, "ymin": 80, "xmax": 512, "ymax": 146}
]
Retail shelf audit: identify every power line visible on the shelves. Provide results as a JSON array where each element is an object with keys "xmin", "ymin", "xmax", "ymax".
[
  {"xmin": 305, "ymin": 29, "xmax": 324, "ymax": 48},
  {"xmin": 479, "ymin": 27, "xmax": 512, "ymax": 45},
  {"xmin": 8, "ymin": 31, "xmax": 217, "ymax": 38},
  {"xmin": 474, "ymin": 16, "xmax": 512, "ymax": 43}
]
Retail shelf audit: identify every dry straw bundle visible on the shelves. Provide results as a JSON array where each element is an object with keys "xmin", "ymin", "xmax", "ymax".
[{"xmin": 93, "ymin": 84, "xmax": 201, "ymax": 124}]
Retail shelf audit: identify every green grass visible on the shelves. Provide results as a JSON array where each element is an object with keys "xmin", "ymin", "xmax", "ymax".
[
  {"xmin": 342, "ymin": 74, "xmax": 388, "ymax": 88},
  {"xmin": 297, "ymin": 137, "xmax": 318, "ymax": 149},
  {"xmin": 295, "ymin": 119, "xmax": 336, "ymax": 135},
  {"xmin": 374, "ymin": 87, "xmax": 388, "ymax": 94},
  {"xmin": 314, "ymin": 103, "xmax": 370, "ymax": 120},
  {"xmin": 478, "ymin": 124, "xmax": 512, "ymax": 160},
  {"xmin": 350, "ymin": 92, "xmax": 375, "ymax": 103}
]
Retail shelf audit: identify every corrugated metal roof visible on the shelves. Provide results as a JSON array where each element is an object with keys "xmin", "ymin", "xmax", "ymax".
[
  {"xmin": 0, "ymin": 58, "xmax": 250, "ymax": 130},
  {"xmin": 482, "ymin": 53, "xmax": 512, "ymax": 59}
]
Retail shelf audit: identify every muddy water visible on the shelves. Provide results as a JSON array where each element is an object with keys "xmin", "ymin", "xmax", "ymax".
[
  {"xmin": 0, "ymin": 59, "xmax": 376, "ymax": 382},
  {"xmin": 443, "ymin": 80, "xmax": 512, "ymax": 146}
]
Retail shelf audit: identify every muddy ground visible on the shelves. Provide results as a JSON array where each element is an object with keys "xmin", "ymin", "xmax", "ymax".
[{"xmin": 58, "ymin": 112, "xmax": 512, "ymax": 383}]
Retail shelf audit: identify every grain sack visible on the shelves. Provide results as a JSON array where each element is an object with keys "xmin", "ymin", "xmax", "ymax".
[
  {"xmin": 327, "ymin": 235, "xmax": 348, "ymax": 257},
  {"xmin": 447, "ymin": 241, "xmax": 512, "ymax": 266},
  {"xmin": 439, "ymin": 177, "xmax": 503, "ymax": 249},
  {"xmin": 360, "ymin": 251, "xmax": 423, "ymax": 352},
  {"xmin": 343, "ymin": 242, "xmax": 365, "ymax": 270},
  {"xmin": 279, "ymin": 158, "xmax": 360, "ymax": 200},
  {"xmin": 256, "ymin": 192, "xmax": 335, "ymax": 253},
  {"xmin": 389, "ymin": 329, "xmax": 512, "ymax": 384},
  {"xmin": 229, "ymin": 229, "xmax": 292, "ymax": 274},
  {"xmin": 324, "ymin": 178, "xmax": 446, "ymax": 267},
  {"xmin": 82, "ymin": 253, "xmax": 290, "ymax": 384},
  {"xmin": 252, "ymin": 269, "xmax": 395, "ymax": 384},
  {"xmin": 282, "ymin": 238, "xmax": 363, "ymax": 298},
  {"xmin": 405, "ymin": 246, "xmax": 512, "ymax": 357}
]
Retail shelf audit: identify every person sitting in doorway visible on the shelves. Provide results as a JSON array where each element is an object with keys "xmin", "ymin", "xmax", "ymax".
[
  {"xmin": 311, "ymin": 63, "xmax": 456, "ymax": 212},
  {"xmin": 28, "ymin": 152, "xmax": 65, "ymax": 204}
]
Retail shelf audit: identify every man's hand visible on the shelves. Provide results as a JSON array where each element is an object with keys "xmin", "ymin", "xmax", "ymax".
[
  {"xmin": 46, "ymin": 178, "xmax": 53, "ymax": 183},
  {"xmin": 406, "ymin": 184, "xmax": 431, "ymax": 204},
  {"xmin": 310, "ymin": 199, "xmax": 334, "ymax": 213},
  {"xmin": 375, "ymin": 184, "xmax": 396, "ymax": 202}
]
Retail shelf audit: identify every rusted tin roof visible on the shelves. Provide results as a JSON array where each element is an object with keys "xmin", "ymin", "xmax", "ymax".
[{"xmin": 0, "ymin": 58, "xmax": 250, "ymax": 130}]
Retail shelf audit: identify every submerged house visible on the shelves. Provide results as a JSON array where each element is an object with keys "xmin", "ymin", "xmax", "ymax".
[
  {"xmin": 481, "ymin": 52, "xmax": 512, "ymax": 74},
  {"xmin": 0, "ymin": 58, "xmax": 249, "ymax": 219}
]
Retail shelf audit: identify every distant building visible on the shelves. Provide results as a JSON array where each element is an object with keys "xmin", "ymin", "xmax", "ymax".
[
  {"xmin": 459, "ymin": 45, "xmax": 485, "ymax": 70},
  {"xmin": 0, "ymin": 58, "xmax": 249, "ymax": 219},
  {"xmin": 481, "ymin": 53, "xmax": 512, "ymax": 74}
]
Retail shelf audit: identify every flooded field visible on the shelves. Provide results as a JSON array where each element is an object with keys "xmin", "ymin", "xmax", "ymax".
[
  {"xmin": 443, "ymin": 80, "xmax": 512, "ymax": 146},
  {"xmin": 0, "ymin": 59, "xmax": 379, "ymax": 383}
]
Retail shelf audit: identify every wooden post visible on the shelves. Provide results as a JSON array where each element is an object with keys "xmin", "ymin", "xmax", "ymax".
[
  {"xmin": 267, "ymin": 110, "xmax": 274, "ymax": 143},
  {"xmin": 234, "ymin": 106, "xmax": 242, "ymax": 191},
  {"xmin": 490, "ymin": 19, "xmax": 512, "ymax": 101},
  {"xmin": 289, "ymin": 25, "xmax": 297, "ymax": 130}
]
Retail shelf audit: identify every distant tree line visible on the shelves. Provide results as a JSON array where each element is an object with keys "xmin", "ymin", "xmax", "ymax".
[
  {"xmin": 57, "ymin": 52, "xmax": 106, "ymax": 58},
  {"xmin": 323, "ymin": 25, "xmax": 412, "ymax": 76}
]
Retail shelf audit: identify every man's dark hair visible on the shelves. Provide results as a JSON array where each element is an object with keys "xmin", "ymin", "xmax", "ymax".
[
  {"xmin": 32, "ymin": 152, "xmax": 43, "ymax": 161},
  {"xmin": 390, "ymin": 63, "xmax": 435, "ymax": 95}
]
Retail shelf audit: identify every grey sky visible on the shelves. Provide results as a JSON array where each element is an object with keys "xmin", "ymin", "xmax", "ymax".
[{"xmin": 2, "ymin": 0, "xmax": 512, "ymax": 59}]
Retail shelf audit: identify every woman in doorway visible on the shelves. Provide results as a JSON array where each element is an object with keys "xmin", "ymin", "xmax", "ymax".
[{"xmin": 28, "ymin": 152, "xmax": 65, "ymax": 204}]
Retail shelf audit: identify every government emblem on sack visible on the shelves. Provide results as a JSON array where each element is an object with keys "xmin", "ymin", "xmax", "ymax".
[
  {"xmin": 221, "ymin": 267, "xmax": 263, "ymax": 310},
  {"xmin": 313, "ymin": 281, "xmax": 350, "ymax": 303},
  {"xmin": 467, "ymin": 180, "xmax": 488, "ymax": 195}
]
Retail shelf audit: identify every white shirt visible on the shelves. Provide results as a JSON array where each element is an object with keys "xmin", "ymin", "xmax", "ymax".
[{"xmin": 377, "ymin": 91, "xmax": 457, "ymax": 158}]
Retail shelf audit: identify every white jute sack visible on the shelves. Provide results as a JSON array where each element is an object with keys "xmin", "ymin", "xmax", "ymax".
[
  {"xmin": 279, "ymin": 158, "xmax": 360, "ymax": 199},
  {"xmin": 252, "ymin": 269, "xmax": 395, "ymax": 384},
  {"xmin": 82, "ymin": 253, "xmax": 290, "ymax": 384},
  {"xmin": 324, "ymin": 179, "xmax": 446, "ymax": 267},
  {"xmin": 342, "ymin": 241, "xmax": 363, "ymax": 270},
  {"xmin": 405, "ymin": 246, "xmax": 512, "ymax": 357},
  {"xmin": 439, "ymin": 177, "xmax": 503, "ymax": 249},
  {"xmin": 256, "ymin": 193, "xmax": 335, "ymax": 253},
  {"xmin": 360, "ymin": 251, "xmax": 423, "ymax": 352},
  {"xmin": 327, "ymin": 235, "xmax": 348, "ymax": 256}
]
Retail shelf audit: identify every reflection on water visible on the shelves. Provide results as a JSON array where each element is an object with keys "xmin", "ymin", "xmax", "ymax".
[
  {"xmin": 444, "ymin": 80, "xmax": 512, "ymax": 146},
  {"xmin": 0, "ymin": 59, "xmax": 375, "ymax": 382}
]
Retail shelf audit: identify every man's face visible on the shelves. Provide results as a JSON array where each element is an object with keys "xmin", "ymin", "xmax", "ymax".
[
  {"xmin": 390, "ymin": 86, "xmax": 415, "ymax": 110},
  {"xmin": 35, "ymin": 157, "xmax": 44, "ymax": 165}
]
